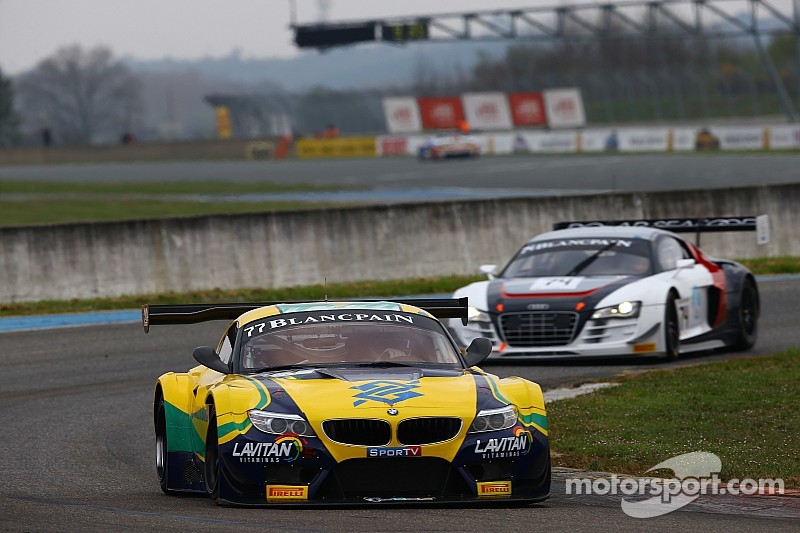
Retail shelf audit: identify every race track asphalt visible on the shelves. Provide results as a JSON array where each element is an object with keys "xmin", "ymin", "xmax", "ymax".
[
  {"xmin": 2, "ymin": 154, "xmax": 800, "ymax": 201},
  {"xmin": 1, "ymin": 277, "xmax": 798, "ymax": 531},
  {"xmin": 3, "ymin": 154, "xmax": 800, "ymax": 529}
]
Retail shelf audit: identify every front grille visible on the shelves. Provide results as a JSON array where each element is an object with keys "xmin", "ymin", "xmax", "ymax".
[
  {"xmin": 334, "ymin": 458, "xmax": 451, "ymax": 497},
  {"xmin": 500, "ymin": 312, "xmax": 579, "ymax": 347},
  {"xmin": 322, "ymin": 418, "xmax": 391, "ymax": 446},
  {"xmin": 397, "ymin": 417, "xmax": 462, "ymax": 445}
]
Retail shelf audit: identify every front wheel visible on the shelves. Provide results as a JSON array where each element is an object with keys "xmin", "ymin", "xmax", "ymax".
[
  {"xmin": 663, "ymin": 294, "xmax": 680, "ymax": 360},
  {"xmin": 732, "ymin": 279, "xmax": 759, "ymax": 350},
  {"xmin": 155, "ymin": 397, "xmax": 172, "ymax": 494},
  {"xmin": 204, "ymin": 404, "xmax": 220, "ymax": 503}
]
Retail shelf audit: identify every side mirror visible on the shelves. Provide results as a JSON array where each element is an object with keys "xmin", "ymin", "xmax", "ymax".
[
  {"xmin": 479, "ymin": 264, "xmax": 497, "ymax": 280},
  {"xmin": 464, "ymin": 337, "xmax": 493, "ymax": 367},
  {"xmin": 193, "ymin": 346, "xmax": 230, "ymax": 374},
  {"xmin": 676, "ymin": 258, "xmax": 696, "ymax": 270}
]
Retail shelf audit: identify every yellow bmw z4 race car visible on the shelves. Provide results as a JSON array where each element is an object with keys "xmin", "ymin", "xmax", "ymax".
[{"xmin": 143, "ymin": 298, "xmax": 550, "ymax": 506}]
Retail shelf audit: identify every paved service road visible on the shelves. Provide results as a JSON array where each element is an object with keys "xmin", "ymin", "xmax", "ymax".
[
  {"xmin": 1, "ymin": 277, "xmax": 798, "ymax": 531},
  {"xmin": 2, "ymin": 154, "xmax": 799, "ymax": 196}
]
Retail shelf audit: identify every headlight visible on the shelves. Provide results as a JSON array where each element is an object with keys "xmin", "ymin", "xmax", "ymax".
[
  {"xmin": 468, "ymin": 306, "xmax": 490, "ymax": 323},
  {"xmin": 468, "ymin": 405, "xmax": 517, "ymax": 433},
  {"xmin": 591, "ymin": 301, "xmax": 641, "ymax": 320},
  {"xmin": 248, "ymin": 410, "xmax": 316, "ymax": 437}
]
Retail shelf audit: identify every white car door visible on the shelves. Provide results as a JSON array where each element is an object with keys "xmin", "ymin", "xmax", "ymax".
[{"xmin": 655, "ymin": 236, "xmax": 714, "ymax": 340}]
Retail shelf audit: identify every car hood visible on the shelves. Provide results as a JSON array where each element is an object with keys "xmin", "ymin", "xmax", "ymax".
[
  {"xmin": 499, "ymin": 276, "xmax": 628, "ymax": 297},
  {"xmin": 265, "ymin": 369, "xmax": 478, "ymax": 418}
]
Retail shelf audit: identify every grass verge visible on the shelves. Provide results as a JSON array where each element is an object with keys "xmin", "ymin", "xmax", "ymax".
[
  {"xmin": 0, "ymin": 180, "xmax": 357, "ymax": 195},
  {"xmin": 0, "ymin": 199, "xmax": 352, "ymax": 226},
  {"xmin": 0, "ymin": 180, "xmax": 363, "ymax": 226},
  {"xmin": 548, "ymin": 348, "xmax": 800, "ymax": 487}
]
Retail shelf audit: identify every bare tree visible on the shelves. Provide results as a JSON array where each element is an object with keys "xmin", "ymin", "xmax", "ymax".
[
  {"xmin": 0, "ymin": 68, "xmax": 20, "ymax": 146},
  {"xmin": 16, "ymin": 45, "xmax": 141, "ymax": 145}
]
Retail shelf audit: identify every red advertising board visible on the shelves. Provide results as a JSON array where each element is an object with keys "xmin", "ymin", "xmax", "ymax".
[
  {"xmin": 379, "ymin": 136, "xmax": 408, "ymax": 156},
  {"xmin": 508, "ymin": 92, "xmax": 546, "ymax": 127},
  {"xmin": 417, "ymin": 96, "xmax": 465, "ymax": 130}
]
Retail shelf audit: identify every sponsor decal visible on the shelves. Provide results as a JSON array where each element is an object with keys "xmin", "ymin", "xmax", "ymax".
[
  {"xmin": 432, "ymin": 104, "xmax": 455, "ymax": 123},
  {"xmin": 351, "ymin": 380, "xmax": 423, "ymax": 407},
  {"xmin": 380, "ymin": 137, "xmax": 408, "ymax": 155},
  {"xmin": 366, "ymin": 446, "xmax": 422, "ymax": 458},
  {"xmin": 364, "ymin": 496, "xmax": 435, "ymax": 502},
  {"xmin": 266, "ymin": 485, "xmax": 308, "ymax": 502},
  {"xmin": 509, "ymin": 92, "xmax": 546, "ymax": 126},
  {"xmin": 527, "ymin": 303, "xmax": 550, "ymax": 310},
  {"xmin": 530, "ymin": 277, "xmax": 585, "ymax": 291},
  {"xmin": 519, "ymin": 239, "xmax": 633, "ymax": 256},
  {"xmin": 633, "ymin": 343, "xmax": 657, "ymax": 354},
  {"xmin": 556, "ymin": 217, "xmax": 756, "ymax": 231},
  {"xmin": 245, "ymin": 313, "xmax": 414, "ymax": 337},
  {"xmin": 474, "ymin": 426, "xmax": 532, "ymax": 459},
  {"xmin": 477, "ymin": 481, "xmax": 512, "ymax": 497},
  {"xmin": 232, "ymin": 434, "xmax": 304, "ymax": 463},
  {"xmin": 477, "ymin": 101, "xmax": 498, "ymax": 118}
]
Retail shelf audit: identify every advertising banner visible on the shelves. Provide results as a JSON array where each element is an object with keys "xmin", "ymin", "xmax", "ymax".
[
  {"xmin": 514, "ymin": 131, "xmax": 578, "ymax": 153},
  {"xmin": 462, "ymin": 92, "xmax": 514, "ymax": 131},
  {"xmin": 579, "ymin": 129, "xmax": 617, "ymax": 152},
  {"xmin": 376, "ymin": 136, "xmax": 409, "ymax": 156},
  {"xmin": 215, "ymin": 106, "xmax": 232, "ymax": 139},
  {"xmin": 769, "ymin": 125, "xmax": 800, "ymax": 149},
  {"xmin": 618, "ymin": 129, "xmax": 670, "ymax": 152},
  {"xmin": 382, "ymin": 97, "xmax": 422, "ymax": 134},
  {"xmin": 713, "ymin": 127, "xmax": 765, "ymax": 150},
  {"xmin": 296, "ymin": 137, "xmax": 377, "ymax": 159},
  {"xmin": 508, "ymin": 92, "xmax": 547, "ymax": 127},
  {"xmin": 482, "ymin": 134, "xmax": 515, "ymax": 155},
  {"xmin": 417, "ymin": 96, "xmax": 465, "ymax": 130},
  {"xmin": 543, "ymin": 88, "xmax": 586, "ymax": 129},
  {"xmin": 671, "ymin": 128, "xmax": 697, "ymax": 151}
]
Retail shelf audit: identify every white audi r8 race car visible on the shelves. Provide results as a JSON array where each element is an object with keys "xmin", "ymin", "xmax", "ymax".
[
  {"xmin": 448, "ymin": 218, "xmax": 761, "ymax": 360},
  {"xmin": 418, "ymin": 133, "xmax": 480, "ymax": 161}
]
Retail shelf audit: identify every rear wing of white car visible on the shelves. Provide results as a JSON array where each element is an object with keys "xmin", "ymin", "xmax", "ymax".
[
  {"xmin": 553, "ymin": 216, "xmax": 764, "ymax": 246},
  {"xmin": 553, "ymin": 216, "xmax": 757, "ymax": 233},
  {"xmin": 142, "ymin": 297, "xmax": 469, "ymax": 333}
]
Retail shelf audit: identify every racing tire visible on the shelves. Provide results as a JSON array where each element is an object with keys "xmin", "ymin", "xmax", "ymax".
[
  {"xmin": 732, "ymin": 278, "xmax": 759, "ymax": 351},
  {"xmin": 155, "ymin": 397, "xmax": 173, "ymax": 494},
  {"xmin": 663, "ymin": 293, "xmax": 680, "ymax": 360},
  {"xmin": 204, "ymin": 404, "xmax": 221, "ymax": 503}
]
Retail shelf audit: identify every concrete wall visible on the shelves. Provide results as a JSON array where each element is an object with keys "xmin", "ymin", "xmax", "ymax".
[{"xmin": 1, "ymin": 183, "xmax": 798, "ymax": 303}]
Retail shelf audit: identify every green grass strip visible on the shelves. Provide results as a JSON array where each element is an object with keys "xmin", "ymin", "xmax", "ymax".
[{"xmin": 548, "ymin": 348, "xmax": 800, "ymax": 487}]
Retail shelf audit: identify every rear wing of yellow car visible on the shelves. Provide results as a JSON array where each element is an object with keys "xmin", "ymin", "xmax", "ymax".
[{"xmin": 142, "ymin": 297, "xmax": 469, "ymax": 333}]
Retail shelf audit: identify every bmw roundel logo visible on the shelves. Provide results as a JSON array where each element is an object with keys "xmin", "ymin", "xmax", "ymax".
[{"xmin": 387, "ymin": 408, "xmax": 399, "ymax": 416}]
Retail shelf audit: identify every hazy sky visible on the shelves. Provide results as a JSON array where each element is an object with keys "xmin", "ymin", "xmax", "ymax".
[
  {"xmin": 2, "ymin": 0, "xmax": 795, "ymax": 75},
  {"xmin": 0, "ymin": 0, "xmax": 557, "ymax": 74}
]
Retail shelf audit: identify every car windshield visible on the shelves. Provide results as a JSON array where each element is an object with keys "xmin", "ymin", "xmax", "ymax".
[
  {"xmin": 501, "ymin": 237, "xmax": 652, "ymax": 277},
  {"xmin": 240, "ymin": 321, "xmax": 462, "ymax": 372}
]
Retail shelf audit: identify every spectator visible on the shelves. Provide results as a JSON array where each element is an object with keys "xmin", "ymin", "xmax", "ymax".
[
  {"xmin": 42, "ymin": 127, "xmax": 52, "ymax": 148},
  {"xmin": 323, "ymin": 124, "xmax": 340, "ymax": 138}
]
